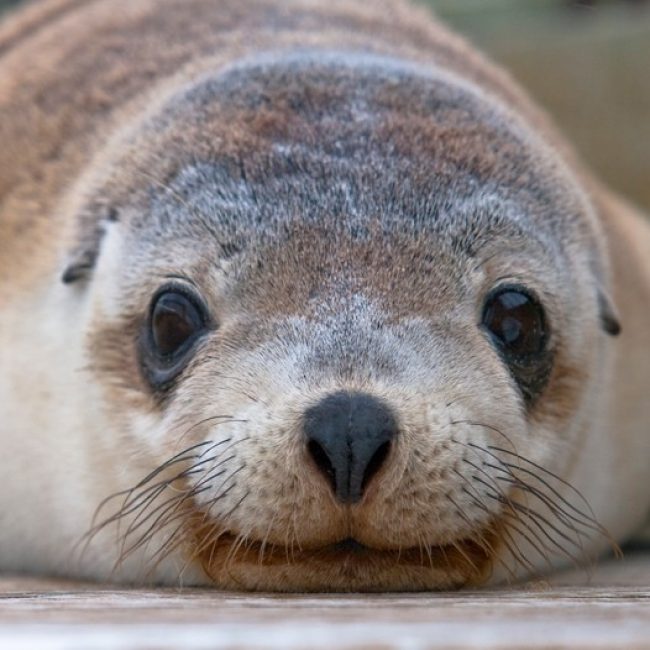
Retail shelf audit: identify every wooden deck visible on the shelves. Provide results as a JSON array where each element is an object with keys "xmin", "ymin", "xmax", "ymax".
[{"xmin": 1, "ymin": 552, "xmax": 649, "ymax": 649}]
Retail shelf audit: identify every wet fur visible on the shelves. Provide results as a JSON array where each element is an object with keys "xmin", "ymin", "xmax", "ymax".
[{"xmin": 0, "ymin": 0, "xmax": 649, "ymax": 590}]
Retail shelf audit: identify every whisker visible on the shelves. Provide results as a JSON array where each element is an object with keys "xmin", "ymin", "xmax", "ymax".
[
  {"xmin": 92, "ymin": 450, "xmax": 217, "ymax": 543},
  {"xmin": 495, "ymin": 455, "xmax": 611, "ymax": 538},
  {"xmin": 455, "ymin": 439, "xmax": 605, "ymax": 570},
  {"xmin": 192, "ymin": 454, "xmax": 237, "ymax": 489},
  {"xmin": 496, "ymin": 510, "xmax": 556, "ymax": 573},
  {"xmin": 460, "ymin": 455, "xmax": 589, "ymax": 557},
  {"xmin": 478, "ymin": 484, "xmax": 577, "ymax": 569},
  {"xmin": 258, "ymin": 512, "xmax": 279, "ymax": 567},
  {"xmin": 142, "ymin": 519, "xmax": 192, "ymax": 578},
  {"xmin": 489, "ymin": 445, "xmax": 603, "ymax": 526},
  {"xmin": 460, "ymin": 440, "xmax": 594, "ymax": 544},
  {"xmin": 458, "ymin": 468, "xmax": 548, "ymax": 561},
  {"xmin": 90, "ymin": 441, "xmax": 212, "ymax": 525},
  {"xmin": 171, "ymin": 416, "xmax": 242, "ymax": 452},
  {"xmin": 445, "ymin": 488, "xmax": 508, "ymax": 578},
  {"xmin": 450, "ymin": 420, "xmax": 521, "ymax": 461},
  {"xmin": 444, "ymin": 469, "xmax": 523, "ymax": 582},
  {"xmin": 463, "ymin": 490, "xmax": 539, "ymax": 577},
  {"xmin": 120, "ymin": 483, "xmax": 213, "ymax": 562},
  {"xmin": 492, "ymin": 472, "xmax": 596, "ymax": 541},
  {"xmin": 77, "ymin": 441, "xmax": 214, "ymax": 559},
  {"xmin": 498, "ymin": 497, "xmax": 588, "ymax": 568},
  {"xmin": 119, "ymin": 455, "xmax": 219, "ymax": 529},
  {"xmin": 190, "ymin": 521, "xmax": 228, "ymax": 564},
  {"xmin": 131, "ymin": 469, "xmax": 246, "ymax": 574},
  {"xmin": 80, "ymin": 421, "xmax": 252, "ymax": 580}
]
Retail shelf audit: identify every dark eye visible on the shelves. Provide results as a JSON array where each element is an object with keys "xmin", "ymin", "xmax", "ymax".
[
  {"xmin": 151, "ymin": 291, "xmax": 205, "ymax": 358},
  {"xmin": 481, "ymin": 286, "xmax": 552, "ymax": 404},
  {"xmin": 482, "ymin": 287, "xmax": 547, "ymax": 358},
  {"xmin": 140, "ymin": 287, "xmax": 209, "ymax": 391}
]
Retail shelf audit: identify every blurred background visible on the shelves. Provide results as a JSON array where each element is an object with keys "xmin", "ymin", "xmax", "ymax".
[
  {"xmin": 1, "ymin": 0, "xmax": 648, "ymax": 211},
  {"xmin": 425, "ymin": 0, "xmax": 650, "ymax": 212}
]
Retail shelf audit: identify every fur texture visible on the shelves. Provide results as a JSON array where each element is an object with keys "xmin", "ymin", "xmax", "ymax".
[{"xmin": 0, "ymin": 0, "xmax": 649, "ymax": 591}]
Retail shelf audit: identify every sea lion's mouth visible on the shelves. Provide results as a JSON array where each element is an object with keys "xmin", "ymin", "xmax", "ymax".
[
  {"xmin": 330, "ymin": 537, "xmax": 369, "ymax": 553},
  {"xmin": 293, "ymin": 536, "xmax": 467, "ymax": 565},
  {"xmin": 191, "ymin": 524, "xmax": 499, "ymax": 591},
  {"xmin": 213, "ymin": 533, "xmax": 488, "ymax": 566}
]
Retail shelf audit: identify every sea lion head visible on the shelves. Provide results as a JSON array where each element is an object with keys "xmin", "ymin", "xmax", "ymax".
[{"xmin": 65, "ymin": 52, "xmax": 620, "ymax": 590}]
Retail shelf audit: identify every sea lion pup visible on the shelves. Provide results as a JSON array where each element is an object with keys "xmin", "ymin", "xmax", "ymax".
[{"xmin": 0, "ymin": 0, "xmax": 648, "ymax": 592}]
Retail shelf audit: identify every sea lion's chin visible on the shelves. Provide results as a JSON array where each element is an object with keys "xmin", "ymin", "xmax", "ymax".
[{"xmin": 192, "ymin": 528, "xmax": 496, "ymax": 592}]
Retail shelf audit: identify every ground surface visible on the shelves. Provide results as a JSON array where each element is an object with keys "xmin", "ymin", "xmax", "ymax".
[{"xmin": 1, "ymin": 552, "xmax": 650, "ymax": 649}]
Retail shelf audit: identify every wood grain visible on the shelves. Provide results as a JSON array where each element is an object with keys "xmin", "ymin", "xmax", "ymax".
[{"xmin": 1, "ymin": 553, "xmax": 649, "ymax": 649}]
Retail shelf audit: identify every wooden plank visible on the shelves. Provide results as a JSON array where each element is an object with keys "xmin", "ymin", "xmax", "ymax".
[{"xmin": 1, "ymin": 553, "xmax": 649, "ymax": 649}]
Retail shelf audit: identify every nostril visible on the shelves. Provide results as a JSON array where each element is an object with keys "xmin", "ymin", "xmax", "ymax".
[
  {"xmin": 303, "ymin": 391, "xmax": 398, "ymax": 503},
  {"xmin": 361, "ymin": 439, "xmax": 392, "ymax": 493},
  {"xmin": 307, "ymin": 439, "xmax": 336, "ymax": 492}
]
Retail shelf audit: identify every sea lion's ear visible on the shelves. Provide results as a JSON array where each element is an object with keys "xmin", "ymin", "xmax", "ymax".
[
  {"xmin": 597, "ymin": 288, "xmax": 621, "ymax": 336},
  {"xmin": 61, "ymin": 208, "xmax": 116, "ymax": 284},
  {"xmin": 61, "ymin": 246, "xmax": 99, "ymax": 284}
]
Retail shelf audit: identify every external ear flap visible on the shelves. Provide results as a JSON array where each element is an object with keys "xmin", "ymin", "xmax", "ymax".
[
  {"xmin": 61, "ymin": 226, "xmax": 104, "ymax": 284},
  {"xmin": 61, "ymin": 248, "xmax": 99, "ymax": 284},
  {"xmin": 598, "ymin": 288, "xmax": 621, "ymax": 336},
  {"xmin": 61, "ymin": 207, "xmax": 117, "ymax": 284}
]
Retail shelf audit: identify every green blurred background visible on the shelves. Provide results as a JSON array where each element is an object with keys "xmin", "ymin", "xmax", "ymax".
[{"xmin": 2, "ymin": 0, "xmax": 649, "ymax": 211}]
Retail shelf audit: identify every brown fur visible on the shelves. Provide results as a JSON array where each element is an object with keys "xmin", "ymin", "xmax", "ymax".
[
  {"xmin": 0, "ymin": 0, "xmax": 584, "ymax": 295},
  {"xmin": 1, "ymin": 0, "xmax": 649, "ymax": 591}
]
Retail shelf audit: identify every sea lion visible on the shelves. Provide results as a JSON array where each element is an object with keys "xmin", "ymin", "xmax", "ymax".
[{"xmin": 0, "ymin": 0, "xmax": 648, "ymax": 592}]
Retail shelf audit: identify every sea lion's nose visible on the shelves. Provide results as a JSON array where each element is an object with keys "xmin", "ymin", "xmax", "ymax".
[{"xmin": 304, "ymin": 391, "xmax": 397, "ymax": 504}]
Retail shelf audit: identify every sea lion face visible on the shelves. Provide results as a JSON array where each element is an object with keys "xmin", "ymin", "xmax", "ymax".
[{"xmin": 75, "ymin": 53, "xmax": 615, "ymax": 590}]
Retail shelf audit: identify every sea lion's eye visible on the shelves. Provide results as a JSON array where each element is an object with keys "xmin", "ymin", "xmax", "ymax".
[
  {"xmin": 481, "ymin": 286, "xmax": 552, "ymax": 404},
  {"xmin": 140, "ymin": 287, "xmax": 209, "ymax": 391},
  {"xmin": 482, "ymin": 287, "xmax": 547, "ymax": 358},
  {"xmin": 151, "ymin": 291, "xmax": 205, "ymax": 357}
]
